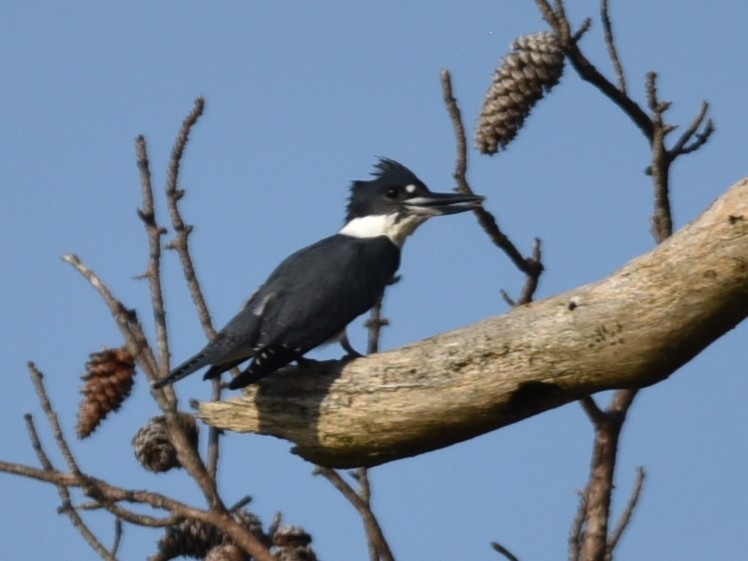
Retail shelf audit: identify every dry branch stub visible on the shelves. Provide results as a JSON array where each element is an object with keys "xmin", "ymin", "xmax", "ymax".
[{"xmin": 199, "ymin": 179, "xmax": 748, "ymax": 467}]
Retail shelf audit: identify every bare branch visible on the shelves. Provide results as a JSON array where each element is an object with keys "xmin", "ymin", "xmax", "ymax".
[
  {"xmin": 136, "ymin": 135, "xmax": 170, "ymax": 377},
  {"xmin": 61, "ymin": 253, "xmax": 160, "ymax": 379},
  {"xmin": 600, "ymin": 0, "xmax": 627, "ymax": 94},
  {"xmin": 572, "ymin": 17, "xmax": 593, "ymax": 42},
  {"xmin": 314, "ymin": 467, "xmax": 395, "ymax": 561},
  {"xmin": 159, "ymin": 98, "xmax": 225, "ymax": 478},
  {"xmin": 0, "ymin": 460, "xmax": 274, "ymax": 561},
  {"xmin": 61, "ymin": 254, "xmax": 216, "ymax": 501},
  {"xmin": 537, "ymin": 0, "xmax": 653, "ymax": 139},
  {"xmin": 645, "ymin": 72, "xmax": 674, "ymax": 243},
  {"xmin": 669, "ymin": 101, "xmax": 714, "ymax": 156},
  {"xmin": 24, "ymin": 413, "xmax": 55, "ymax": 470},
  {"xmin": 57, "ymin": 501, "xmax": 118, "ymax": 561},
  {"xmin": 535, "ymin": 0, "xmax": 560, "ymax": 30},
  {"xmin": 27, "ymin": 362, "xmax": 83, "ymax": 476},
  {"xmin": 164, "ymin": 97, "xmax": 214, "ymax": 340},
  {"xmin": 439, "ymin": 69, "xmax": 544, "ymax": 296},
  {"xmin": 568, "ymin": 490, "xmax": 587, "ymax": 561},
  {"xmin": 365, "ymin": 294, "xmax": 389, "ymax": 356},
  {"xmin": 516, "ymin": 238, "xmax": 543, "ymax": 306},
  {"xmin": 23, "ymin": 412, "xmax": 116, "ymax": 561},
  {"xmin": 606, "ymin": 467, "xmax": 646, "ymax": 558}
]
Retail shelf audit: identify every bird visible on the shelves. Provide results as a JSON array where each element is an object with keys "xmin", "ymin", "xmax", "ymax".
[{"xmin": 152, "ymin": 158, "xmax": 483, "ymax": 390}]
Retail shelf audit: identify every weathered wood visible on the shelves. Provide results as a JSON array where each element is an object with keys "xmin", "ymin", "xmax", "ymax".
[{"xmin": 199, "ymin": 178, "xmax": 748, "ymax": 468}]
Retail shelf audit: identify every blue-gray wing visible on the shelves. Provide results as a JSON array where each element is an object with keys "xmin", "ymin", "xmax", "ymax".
[{"xmin": 153, "ymin": 234, "xmax": 399, "ymax": 389}]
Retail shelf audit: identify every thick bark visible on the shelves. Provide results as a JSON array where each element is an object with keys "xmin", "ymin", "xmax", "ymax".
[{"xmin": 199, "ymin": 178, "xmax": 748, "ymax": 468}]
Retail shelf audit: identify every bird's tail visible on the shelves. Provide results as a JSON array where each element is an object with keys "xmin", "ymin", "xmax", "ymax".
[{"xmin": 151, "ymin": 353, "xmax": 211, "ymax": 389}]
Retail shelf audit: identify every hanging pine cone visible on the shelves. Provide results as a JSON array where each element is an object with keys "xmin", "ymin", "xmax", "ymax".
[
  {"xmin": 272, "ymin": 526, "xmax": 317, "ymax": 561},
  {"xmin": 132, "ymin": 413, "xmax": 199, "ymax": 472},
  {"xmin": 475, "ymin": 31, "xmax": 565, "ymax": 154},
  {"xmin": 76, "ymin": 346, "xmax": 136, "ymax": 439},
  {"xmin": 150, "ymin": 509, "xmax": 266, "ymax": 561}
]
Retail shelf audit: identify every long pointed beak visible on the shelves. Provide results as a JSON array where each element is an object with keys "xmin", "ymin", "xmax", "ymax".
[{"xmin": 404, "ymin": 191, "xmax": 484, "ymax": 216}]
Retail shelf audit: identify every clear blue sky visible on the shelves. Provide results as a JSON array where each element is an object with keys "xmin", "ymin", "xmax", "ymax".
[{"xmin": 2, "ymin": 1, "xmax": 746, "ymax": 560}]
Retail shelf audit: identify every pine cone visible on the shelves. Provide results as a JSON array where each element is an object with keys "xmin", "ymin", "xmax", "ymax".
[
  {"xmin": 76, "ymin": 346, "xmax": 136, "ymax": 439},
  {"xmin": 132, "ymin": 413, "xmax": 199, "ymax": 472},
  {"xmin": 150, "ymin": 509, "xmax": 266, "ymax": 561},
  {"xmin": 272, "ymin": 526, "xmax": 316, "ymax": 561},
  {"xmin": 204, "ymin": 544, "xmax": 246, "ymax": 561},
  {"xmin": 475, "ymin": 31, "xmax": 565, "ymax": 154}
]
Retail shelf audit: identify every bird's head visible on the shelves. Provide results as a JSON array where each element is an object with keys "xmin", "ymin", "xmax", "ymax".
[{"xmin": 340, "ymin": 158, "xmax": 483, "ymax": 246}]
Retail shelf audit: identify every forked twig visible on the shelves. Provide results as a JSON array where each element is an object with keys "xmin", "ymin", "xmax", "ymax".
[
  {"xmin": 439, "ymin": 69, "xmax": 543, "ymax": 304},
  {"xmin": 136, "ymin": 135, "xmax": 170, "ymax": 377},
  {"xmin": 159, "ymin": 97, "xmax": 223, "ymax": 477},
  {"xmin": 24, "ymin": 375, "xmax": 118, "ymax": 561},
  {"xmin": 314, "ymin": 467, "xmax": 395, "ymax": 561},
  {"xmin": 165, "ymin": 97, "xmax": 215, "ymax": 340}
]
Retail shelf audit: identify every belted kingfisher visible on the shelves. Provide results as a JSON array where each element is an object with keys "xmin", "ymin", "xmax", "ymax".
[{"xmin": 153, "ymin": 158, "xmax": 483, "ymax": 390}]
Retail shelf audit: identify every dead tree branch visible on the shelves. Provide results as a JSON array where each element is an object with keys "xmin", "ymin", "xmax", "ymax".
[
  {"xmin": 314, "ymin": 467, "xmax": 395, "ymax": 561},
  {"xmin": 199, "ymin": 177, "xmax": 748, "ymax": 467}
]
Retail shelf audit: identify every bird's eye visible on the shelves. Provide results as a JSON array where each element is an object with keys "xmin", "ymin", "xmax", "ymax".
[{"xmin": 385, "ymin": 187, "xmax": 401, "ymax": 200}]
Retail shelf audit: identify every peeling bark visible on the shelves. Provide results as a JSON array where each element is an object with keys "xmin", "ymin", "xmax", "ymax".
[{"xmin": 199, "ymin": 179, "xmax": 748, "ymax": 468}]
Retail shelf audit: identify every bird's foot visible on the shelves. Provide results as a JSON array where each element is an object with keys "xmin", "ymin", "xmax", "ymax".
[{"xmin": 339, "ymin": 332, "xmax": 364, "ymax": 360}]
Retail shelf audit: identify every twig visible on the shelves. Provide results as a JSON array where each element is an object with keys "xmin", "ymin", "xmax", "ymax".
[
  {"xmin": 499, "ymin": 290, "xmax": 516, "ymax": 307},
  {"xmin": 0, "ymin": 459, "xmax": 274, "ymax": 561},
  {"xmin": 161, "ymin": 97, "xmax": 223, "ymax": 477},
  {"xmin": 365, "ymin": 295, "xmax": 389, "ymax": 356},
  {"xmin": 352, "ymin": 467, "xmax": 378, "ymax": 561},
  {"xmin": 535, "ymin": 0, "xmax": 654, "ymax": 139},
  {"xmin": 136, "ymin": 135, "xmax": 170, "ymax": 377},
  {"xmin": 439, "ymin": 69, "xmax": 543, "ymax": 300},
  {"xmin": 164, "ymin": 97, "xmax": 214, "ymax": 340},
  {"xmin": 314, "ymin": 467, "xmax": 395, "ymax": 561},
  {"xmin": 57, "ymin": 501, "xmax": 118, "ymax": 561},
  {"xmin": 568, "ymin": 490, "xmax": 587, "ymax": 561},
  {"xmin": 24, "ymin": 412, "xmax": 116, "ymax": 561},
  {"xmin": 600, "ymin": 0, "xmax": 627, "ymax": 94},
  {"xmin": 516, "ymin": 238, "xmax": 543, "ymax": 306},
  {"xmin": 27, "ymin": 362, "xmax": 82, "ymax": 476},
  {"xmin": 24, "ymin": 413, "xmax": 54, "ymax": 471},
  {"xmin": 669, "ymin": 101, "xmax": 714, "ymax": 156},
  {"xmin": 61, "ymin": 253, "xmax": 160, "ymax": 379},
  {"xmin": 491, "ymin": 541, "xmax": 521, "ymax": 561},
  {"xmin": 61, "ymin": 254, "xmax": 214, "ymax": 502},
  {"xmin": 645, "ymin": 72, "xmax": 674, "ymax": 243},
  {"xmin": 76, "ymin": 500, "xmax": 179, "ymax": 527},
  {"xmin": 606, "ymin": 467, "xmax": 645, "ymax": 558}
]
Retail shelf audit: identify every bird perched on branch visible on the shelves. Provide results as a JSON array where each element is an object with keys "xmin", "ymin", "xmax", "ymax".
[{"xmin": 153, "ymin": 158, "xmax": 483, "ymax": 390}]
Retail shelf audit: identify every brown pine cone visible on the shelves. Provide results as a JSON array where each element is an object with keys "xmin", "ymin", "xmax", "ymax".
[
  {"xmin": 204, "ymin": 544, "xmax": 247, "ymax": 561},
  {"xmin": 272, "ymin": 526, "xmax": 317, "ymax": 561},
  {"xmin": 132, "ymin": 413, "xmax": 198, "ymax": 473},
  {"xmin": 76, "ymin": 346, "xmax": 136, "ymax": 439},
  {"xmin": 150, "ymin": 509, "xmax": 265, "ymax": 561},
  {"xmin": 475, "ymin": 31, "xmax": 565, "ymax": 154}
]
